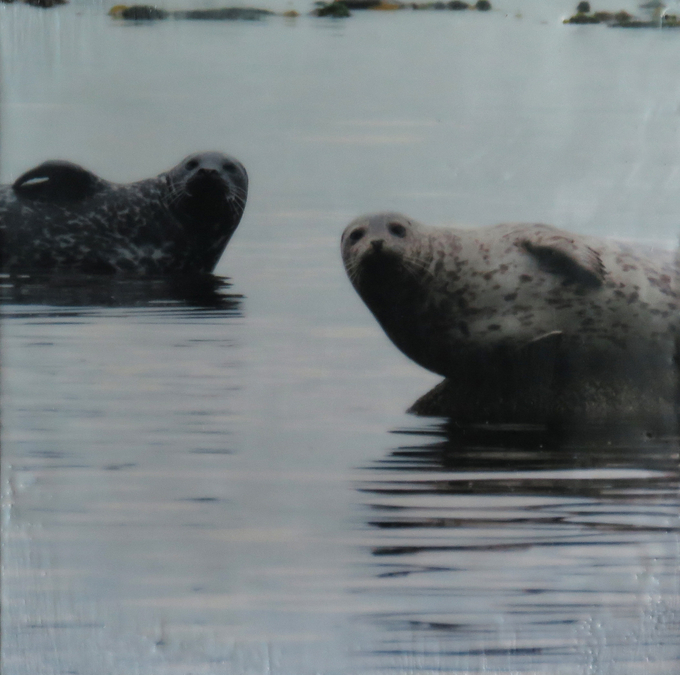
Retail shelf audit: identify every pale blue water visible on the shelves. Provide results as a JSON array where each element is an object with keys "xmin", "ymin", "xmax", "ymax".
[{"xmin": 1, "ymin": 3, "xmax": 680, "ymax": 674}]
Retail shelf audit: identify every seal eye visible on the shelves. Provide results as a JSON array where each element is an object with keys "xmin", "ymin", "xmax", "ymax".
[
  {"xmin": 349, "ymin": 228, "xmax": 366, "ymax": 244},
  {"xmin": 388, "ymin": 222, "xmax": 407, "ymax": 238},
  {"xmin": 185, "ymin": 160, "xmax": 199, "ymax": 170}
]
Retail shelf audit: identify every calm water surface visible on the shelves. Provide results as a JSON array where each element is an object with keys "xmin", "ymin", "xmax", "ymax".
[{"xmin": 2, "ymin": 2, "xmax": 680, "ymax": 673}]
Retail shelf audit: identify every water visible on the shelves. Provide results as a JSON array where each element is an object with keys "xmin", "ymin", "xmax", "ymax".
[{"xmin": 2, "ymin": 2, "xmax": 680, "ymax": 673}]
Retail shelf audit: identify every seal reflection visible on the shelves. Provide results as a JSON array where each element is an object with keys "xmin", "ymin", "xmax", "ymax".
[
  {"xmin": 0, "ymin": 272, "xmax": 242, "ymax": 311},
  {"xmin": 354, "ymin": 419, "xmax": 680, "ymax": 673}
]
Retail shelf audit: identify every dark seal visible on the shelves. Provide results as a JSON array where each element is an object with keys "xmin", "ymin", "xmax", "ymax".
[
  {"xmin": 0, "ymin": 152, "xmax": 248, "ymax": 275},
  {"xmin": 341, "ymin": 212, "xmax": 679, "ymax": 420}
]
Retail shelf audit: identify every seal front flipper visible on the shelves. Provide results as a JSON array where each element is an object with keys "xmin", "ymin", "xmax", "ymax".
[
  {"xmin": 13, "ymin": 161, "xmax": 105, "ymax": 203},
  {"xmin": 518, "ymin": 230, "xmax": 605, "ymax": 288}
]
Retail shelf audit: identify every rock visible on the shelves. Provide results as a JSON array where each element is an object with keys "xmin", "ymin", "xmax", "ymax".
[
  {"xmin": 614, "ymin": 9, "xmax": 633, "ymax": 22},
  {"xmin": 313, "ymin": 1, "xmax": 351, "ymax": 16},
  {"xmin": 120, "ymin": 5, "xmax": 169, "ymax": 19},
  {"xmin": 23, "ymin": 0, "xmax": 68, "ymax": 6},
  {"xmin": 340, "ymin": 0, "xmax": 379, "ymax": 7},
  {"xmin": 370, "ymin": 1, "xmax": 404, "ymax": 9},
  {"xmin": 564, "ymin": 12, "xmax": 601, "ymax": 22},
  {"xmin": 108, "ymin": 4, "xmax": 128, "ymax": 16},
  {"xmin": 174, "ymin": 7, "xmax": 274, "ymax": 19}
]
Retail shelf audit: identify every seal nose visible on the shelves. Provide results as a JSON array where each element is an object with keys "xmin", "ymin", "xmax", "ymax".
[{"xmin": 371, "ymin": 239, "xmax": 384, "ymax": 252}]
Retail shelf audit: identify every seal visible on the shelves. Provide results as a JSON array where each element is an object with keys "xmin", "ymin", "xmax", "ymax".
[
  {"xmin": 341, "ymin": 212, "xmax": 679, "ymax": 420},
  {"xmin": 0, "ymin": 152, "xmax": 248, "ymax": 275}
]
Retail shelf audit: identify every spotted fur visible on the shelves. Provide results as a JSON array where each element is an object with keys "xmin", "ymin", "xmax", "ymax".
[
  {"xmin": 0, "ymin": 152, "xmax": 248, "ymax": 275},
  {"xmin": 341, "ymin": 212, "xmax": 679, "ymax": 419}
]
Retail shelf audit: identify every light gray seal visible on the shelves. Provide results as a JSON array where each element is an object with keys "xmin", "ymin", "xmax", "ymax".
[
  {"xmin": 341, "ymin": 212, "xmax": 679, "ymax": 420},
  {"xmin": 0, "ymin": 152, "xmax": 248, "ymax": 275}
]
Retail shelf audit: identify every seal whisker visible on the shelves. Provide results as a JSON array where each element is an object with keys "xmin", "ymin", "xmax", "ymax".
[
  {"xmin": 166, "ymin": 190, "xmax": 185, "ymax": 208},
  {"xmin": 345, "ymin": 258, "xmax": 363, "ymax": 285},
  {"xmin": 229, "ymin": 193, "xmax": 246, "ymax": 210},
  {"xmin": 394, "ymin": 253, "xmax": 433, "ymax": 283}
]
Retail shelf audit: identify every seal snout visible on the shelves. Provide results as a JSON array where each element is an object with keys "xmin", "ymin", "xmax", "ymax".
[
  {"xmin": 371, "ymin": 239, "xmax": 384, "ymax": 252},
  {"xmin": 195, "ymin": 167, "xmax": 230, "ymax": 193},
  {"xmin": 185, "ymin": 170, "xmax": 229, "ymax": 202}
]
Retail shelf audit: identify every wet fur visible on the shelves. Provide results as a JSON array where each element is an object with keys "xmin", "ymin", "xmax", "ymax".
[
  {"xmin": 341, "ymin": 212, "xmax": 679, "ymax": 420},
  {"xmin": 0, "ymin": 152, "xmax": 248, "ymax": 275}
]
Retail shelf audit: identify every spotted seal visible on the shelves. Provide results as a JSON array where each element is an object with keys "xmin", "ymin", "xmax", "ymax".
[
  {"xmin": 0, "ymin": 152, "xmax": 248, "ymax": 275},
  {"xmin": 341, "ymin": 212, "xmax": 679, "ymax": 420}
]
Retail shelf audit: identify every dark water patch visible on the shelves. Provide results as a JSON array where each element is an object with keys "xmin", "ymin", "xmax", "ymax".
[
  {"xmin": 27, "ymin": 449, "xmax": 67, "ymax": 458},
  {"xmin": 181, "ymin": 496, "xmax": 225, "ymax": 503},
  {"xmin": 188, "ymin": 448, "xmax": 234, "ymax": 454},
  {"xmin": 9, "ymin": 464, "xmax": 90, "ymax": 471}
]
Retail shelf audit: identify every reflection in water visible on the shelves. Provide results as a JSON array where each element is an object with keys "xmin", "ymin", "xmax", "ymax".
[
  {"xmin": 0, "ymin": 272, "xmax": 242, "ymax": 310},
  {"xmin": 357, "ymin": 420, "xmax": 680, "ymax": 672}
]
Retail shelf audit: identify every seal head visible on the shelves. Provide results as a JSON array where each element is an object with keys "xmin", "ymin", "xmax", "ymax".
[
  {"xmin": 342, "ymin": 212, "xmax": 447, "ymax": 373},
  {"xmin": 342, "ymin": 212, "xmax": 432, "ymax": 306},
  {"xmin": 165, "ymin": 152, "xmax": 247, "ymax": 238}
]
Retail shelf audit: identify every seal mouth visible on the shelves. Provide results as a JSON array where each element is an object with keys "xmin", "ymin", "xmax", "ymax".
[
  {"xmin": 349, "ymin": 241, "xmax": 433, "ymax": 309},
  {"xmin": 185, "ymin": 170, "xmax": 230, "ymax": 201},
  {"xmin": 354, "ymin": 245, "xmax": 416, "ymax": 289}
]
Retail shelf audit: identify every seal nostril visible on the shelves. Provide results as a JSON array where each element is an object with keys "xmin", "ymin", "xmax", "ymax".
[
  {"xmin": 371, "ymin": 239, "xmax": 384, "ymax": 251},
  {"xmin": 185, "ymin": 160, "xmax": 199, "ymax": 170}
]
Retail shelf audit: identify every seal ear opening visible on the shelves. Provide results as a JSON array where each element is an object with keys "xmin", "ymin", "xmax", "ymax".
[{"xmin": 13, "ymin": 161, "xmax": 103, "ymax": 203}]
